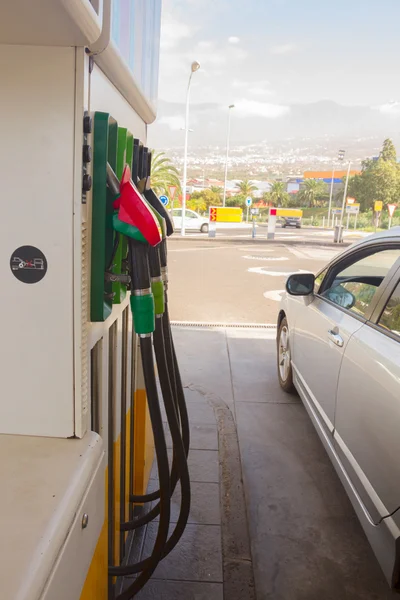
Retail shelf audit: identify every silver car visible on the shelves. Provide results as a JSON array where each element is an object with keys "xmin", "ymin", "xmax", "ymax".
[{"xmin": 277, "ymin": 227, "xmax": 400, "ymax": 589}]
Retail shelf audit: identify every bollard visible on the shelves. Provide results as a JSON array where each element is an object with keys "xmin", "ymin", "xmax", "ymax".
[
  {"xmin": 252, "ymin": 218, "xmax": 256, "ymax": 238},
  {"xmin": 267, "ymin": 208, "xmax": 277, "ymax": 240}
]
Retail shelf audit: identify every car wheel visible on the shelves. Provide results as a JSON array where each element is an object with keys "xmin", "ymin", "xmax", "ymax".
[
  {"xmin": 277, "ymin": 317, "xmax": 296, "ymax": 394},
  {"xmin": 200, "ymin": 223, "xmax": 209, "ymax": 233}
]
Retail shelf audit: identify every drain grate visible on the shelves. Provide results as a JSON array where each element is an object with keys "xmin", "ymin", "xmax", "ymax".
[{"xmin": 171, "ymin": 320, "xmax": 277, "ymax": 329}]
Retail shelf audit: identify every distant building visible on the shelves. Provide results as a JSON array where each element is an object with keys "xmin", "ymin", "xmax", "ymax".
[{"xmin": 303, "ymin": 170, "xmax": 360, "ymax": 183}]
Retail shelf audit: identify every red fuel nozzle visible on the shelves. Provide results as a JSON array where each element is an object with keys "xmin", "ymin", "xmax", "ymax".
[{"xmin": 115, "ymin": 165, "xmax": 162, "ymax": 247}]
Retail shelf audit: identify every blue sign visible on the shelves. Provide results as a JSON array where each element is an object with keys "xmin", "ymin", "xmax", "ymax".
[
  {"xmin": 159, "ymin": 195, "xmax": 169, "ymax": 206},
  {"xmin": 245, "ymin": 197, "xmax": 252, "ymax": 207}
]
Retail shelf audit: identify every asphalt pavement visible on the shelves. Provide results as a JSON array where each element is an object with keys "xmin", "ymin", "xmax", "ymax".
[{"xmin": 167, "ymin": 238, "xmax": 341, "ymax": 324}]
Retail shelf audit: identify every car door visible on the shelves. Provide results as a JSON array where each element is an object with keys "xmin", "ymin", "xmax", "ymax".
[
  {"xmin": 334, "ymin": 263, "xmax": 400, "ymax": 524},
  {"xmin": 172, "ymin": 209, "xmax": 182, "ymax": 229},
  {"xmin": 292, "ymin": 245, "xmax": 400, "ymax": 434},
  {"xmin": 184, "ymin": 210, "xmax": 200, "ymax": 231}
]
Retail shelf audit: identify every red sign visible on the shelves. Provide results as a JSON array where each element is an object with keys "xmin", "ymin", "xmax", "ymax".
[
  {"xmin": 270, "ymin": 208, "xmax": 277, "ymax": 216},
  {"xmin": 388, "ymin": 204, "xmax": 397, "ymax": 217},
  {"xmin": 347, "ymin": 197, "xmax": 356, "ymax": 205},
  {"xmin": 209, "ymin": 207, "xmax": 217, "ymax": 222},
  {"xmin": 169, "ymin": 186, "xmax": 177, "ymax": 200}
]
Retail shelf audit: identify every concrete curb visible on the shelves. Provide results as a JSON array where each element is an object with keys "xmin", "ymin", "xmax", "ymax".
[
  {"xmin": 168, "ymin": 235, "xmax": 353, "ymax": 248},
  {"xmin": 185, "ymin": 383, "xmax": 257, "ymax": 600}
]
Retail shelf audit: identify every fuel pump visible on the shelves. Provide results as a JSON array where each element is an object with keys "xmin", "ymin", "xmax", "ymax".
[{"xmin": 105, "ymin": 155, "xmax": 191, "ymax": 599}]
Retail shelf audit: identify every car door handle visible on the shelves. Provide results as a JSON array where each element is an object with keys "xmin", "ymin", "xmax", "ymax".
[{"xmin": 328, "ymin": 329, "xmax": 344, "ymax": 347}]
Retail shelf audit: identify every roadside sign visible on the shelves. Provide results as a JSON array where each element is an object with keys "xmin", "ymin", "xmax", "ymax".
[
  {"xmin": 250, "ymin": 207, "xmax": 259, "ymax": 216},
  {"xmin": 346, "ymin": 197, "xmax": 356, "ymax": 205},
  {"xmin": 169, "ymin": 186, "xmax": 177, "ymax": 200},
  {"xmin": 374, "ymin": 201, "xmax": 383, "ymax": 212},
  {"xmin": 245, "ymin": 197, "xmax": 252, "ymax": 207},
  {"xmin": 209, "ymin": 207, "xmax": 242, "ymax": 223},
  {"xmin": 159, "ymin": 195, "xmax": 169, "ymax": 206},
  {"xmin": 388, "ymin": 204, "xmax": 397, "ymax": 217},
  {"xmin": 332, "ymin": 208, "xmax": 342, "ymax": 215},
  {"xmin": 345, "ymin": 203, "xmax": 360, "ymax": 214}
]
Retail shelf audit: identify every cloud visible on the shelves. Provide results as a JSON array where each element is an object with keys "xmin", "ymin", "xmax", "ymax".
[
  {"xmin": 377, "ymin": 101, "xmax": 400, "ymax": 115},
  {"xmin": 234, "ymin": 99, "xmax": 290, "ymax": 118},
  {"xmin": 160, "ymin": 16, "xmax": 193, "ymax": 50},
  {"xmin": 158, "ymin": 115, "xmax": 186, "ymax": 130},
  {"xmin": 270, "ymin": 43, "xmax": 296, "ymax": 55},
  {"xmin": 232, "ymin": 80, "xmax": 273, "ymax": 97},
  {"xmin": 197, "ymin": 41, "xmax": 214, "ymax": 50},
  {"xmin": 228, "ymin": 36, "xmax": 240, "ymax": 44}
]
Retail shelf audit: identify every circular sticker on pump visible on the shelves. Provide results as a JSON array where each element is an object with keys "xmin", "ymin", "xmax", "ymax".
[{"xmin": 10, "ymin": 245, "xmax": 48, "ymax": 284}]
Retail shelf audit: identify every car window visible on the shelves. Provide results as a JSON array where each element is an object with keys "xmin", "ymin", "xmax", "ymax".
[
  {"xmin": 185, "ymin": 210, "xmax": 197, "ymax": 219},
  {"xmin": 321, "ymin": 248, "xmax": 400, "ymax": 316},
  {"xmin": 172, "ymin": 210, "xmax": 182, "ymax": 216},
  {"xmin": 378, "ymin": 281, "xmax": 400, "ymax": 339}
]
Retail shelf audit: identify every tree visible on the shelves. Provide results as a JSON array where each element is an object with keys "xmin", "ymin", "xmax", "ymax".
[
  {"xmin": 227, "ymin": 194, "xmax": 246, "ymax": 209},
  {"xmin": 210, "ymin": 186, "xmax": 223, "ymax": 198},
  {"xmin": 150, "ymin": 151, "xmax": 181, "ymax": 200},
  {"xmin": 187, "ymin": 196, "xmax": 206, "ymax": 212},
  {"xmin": 380, "ymin": 138, "xmax": 397, "ymax": 163},
  {"xmin": 346, "ymin": 139, "xmax": 400, "ymax": 212},
  {"xmin": 235, "ymin": 179, "xmax": 258, "ymax": 197},
  {"xmin": 189, "ymin": 189, "xmax": 222, "ymax": 211},
  {"xmin": 297, "ymin": 179, "xmax": 328, "ymax": 207},
  {"xmin": 269, "ymin": 181, "xmax": 289, "ymax": 206}
]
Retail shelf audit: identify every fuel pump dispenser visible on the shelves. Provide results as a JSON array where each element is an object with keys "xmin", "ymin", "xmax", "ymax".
[{"xmin": 105, "ymin": 152, "xmax": 191, "ymax": 599}]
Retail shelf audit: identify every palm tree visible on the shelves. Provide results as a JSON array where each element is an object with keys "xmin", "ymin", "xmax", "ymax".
[
  {"xmin": 298, "ymin": 179, "xmax": 327, "ymax": 207},
  {"xmin": 235, "ymin": 179, "xmax": 258, "ymax": 197},
  {"xmin": 270, "ymin": 181, "xmax": 287, "ymax": 206},
  {"xmin": 210, "ymin": 186, "xmax": 223, "ymax": 196},
  {"xmin": 150, "ymin": 151, "xmax": 182, "ymax": 202}
]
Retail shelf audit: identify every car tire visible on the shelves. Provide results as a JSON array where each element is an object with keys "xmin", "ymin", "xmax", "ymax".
[
  {"xmin": 200, "ymin": 223, "xmax": 209, "ymax": 233},
  {"xmin": 277, "ymin": 317, "xmax": 296, "ymax": 394}
]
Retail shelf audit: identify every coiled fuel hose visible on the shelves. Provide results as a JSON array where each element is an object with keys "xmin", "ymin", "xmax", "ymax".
[{"xmin": 110, "ymin": 239, "xmax": 171, "ymax": 598}]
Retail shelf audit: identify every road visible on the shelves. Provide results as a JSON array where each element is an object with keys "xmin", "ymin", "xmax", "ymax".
[
  {"xmin": 181, "ymin": 223, "xmax": 366, "ymax": 245},
  {"xmin": 167, "ymin": 237, "xmax": 341, "ymax": 324}
]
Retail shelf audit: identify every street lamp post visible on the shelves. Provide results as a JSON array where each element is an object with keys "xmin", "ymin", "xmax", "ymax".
[
  {"xmin": 181, "ymin": 61, "xmax": 200, "ymax": 236},
  {"xmin": 328, "ymin": 149, "xmax": 345, "ymax": 228},
  {"xmin": 223, "ymin": 104, "xmax": 235, "ymax": 207},
  {"xmin": 340, "ymin": 160, "xmax": 352, "ymax": 229}
]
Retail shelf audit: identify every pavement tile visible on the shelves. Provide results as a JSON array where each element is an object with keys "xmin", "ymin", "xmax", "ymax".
[
  {"xmin": 142, "ymin": 523, "xmax": 223, "ymax": 583},
  {"xmin": 128, "ymin": 579, "xmax": 223, "ymax": 599},
  {"xmin": 152, "ymin": 481, "xmax": 221, "ymax": 525},
  {"xmin": 163, "ymin": 423, "xmax": 218, "ymax": 451}
]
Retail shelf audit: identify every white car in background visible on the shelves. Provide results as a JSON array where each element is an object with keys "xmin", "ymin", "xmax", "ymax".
[
  {"xmin": 172, "ymin": 209, "xmax": 209, "ymax": 233},
  {"xmin": 277, "ymin": 228, "xmax": 400, "ymax": 589}
]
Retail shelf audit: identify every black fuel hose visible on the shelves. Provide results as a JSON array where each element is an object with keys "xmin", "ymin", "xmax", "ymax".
[
  {"xmin": 112, "ymin": 315, "xmax": 191, "ymax": 576},
  {"xmin": 129, "ymin": 245, "xmax": 185, "ymax": 506},
  {"xmin": 121, "ymin": 246, "xmax": 190, "ymax": 531},
  {"xmin": 111, "ymin": 336, "xmax": 171, "ymax": 597},
  {"xmin": 109, "ymin": 242, "xmax": 171, "ymax": 595}
]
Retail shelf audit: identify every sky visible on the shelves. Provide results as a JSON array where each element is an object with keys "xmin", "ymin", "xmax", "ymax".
[{"xmin": 150, "ymin": 0, "xmax": 400, "ymax": 146}]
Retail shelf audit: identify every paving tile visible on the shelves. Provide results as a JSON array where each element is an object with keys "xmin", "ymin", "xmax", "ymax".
[
  {"xmin": 188, "ymin": 449, "xmax": 219, "ymax": 483},
  {"xmin": 152, "ymin": 481, "xmax": 221, "ymax": 525},
  {"xmin": 163, "ymin": 423, "xmax": 218, "ymax": 451},
  {"xmin": 128, "ymin": 579, "xmax": 224, "ymax": 599},
  {"xmin": 142, "ymin": 523, "xmax": 223, "ymax": 583},
  {"xmin": 235, "ymin": 401, "xmax": 395, "ymax": 600},
  {"xmin": 150, "ymin": 449, "xmax": 219, "ymax": 484}
]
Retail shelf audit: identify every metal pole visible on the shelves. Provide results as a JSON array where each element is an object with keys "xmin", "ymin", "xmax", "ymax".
[
  {"xmin": 340, "ymin": 161, "xmax": 351, "ymax": 228},
  {"xmin": 181, "ymin": 72, "xmax": 193, "ymax": 237},
  {"xmin": 389, "ymin": 216, "xmax": 392, "ymax": 229},
  {"xmin": 346, "ymin": 212, "xmax": 350, "ymax": 230},
  {"xmin": 223, "ymin": 105, "xmax": 234, "ymax": 207},
  {"xmin": 246, "ymin": 206, "xmax": 249, "ymax": 222},
  {"xmin": 328, "ymin": 166, "xmax": 335, "ymax": 228},
  {"xmin": 354, "ymin": 212, "xmax": 358, "ymax": 230}
]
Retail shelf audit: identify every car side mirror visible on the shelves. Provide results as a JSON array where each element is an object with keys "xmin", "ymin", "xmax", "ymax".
[{"xmin": 286, "ymin": 273, "xmax": 315, "ymax": 296}]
